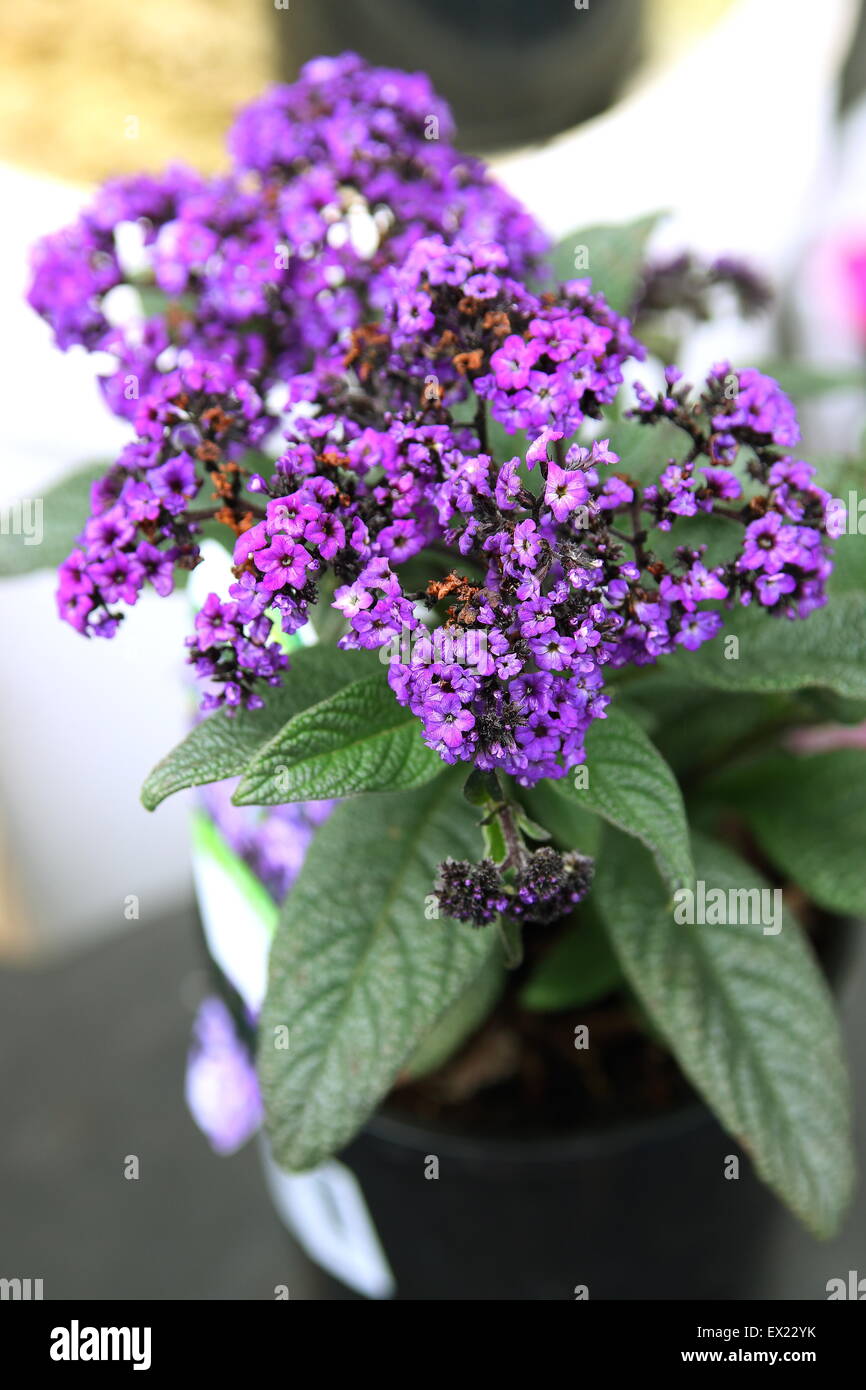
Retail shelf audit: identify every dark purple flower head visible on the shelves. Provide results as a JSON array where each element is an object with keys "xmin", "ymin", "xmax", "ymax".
[{"xmin": 435, "ymin": 858, "xmax": 509, "ymax": 927}]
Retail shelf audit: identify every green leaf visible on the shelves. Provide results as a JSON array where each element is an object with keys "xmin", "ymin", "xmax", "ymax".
[
  {"xmin": 619, "ymin": 674, "xmax": 790, "ymax": 777},
  {"xmin": 520, "ymin": 908, "xmax": 623, "ymax": 1012},
  {"xmin": 402, "ymin": 947, "xmax": 505, "ymax": 1078},
  {"xmin": 595, "ymin": 829, "xmax": 854, "ymax": 1237},
  {"xmin": 258, "ymin": 775, "xmax": 499, "ymax": 1169},
  {"xmin": 0, "ymin": 461, "xmax": 106, "ymax": 577},
  {"xmin": 549, "ymin": 213, "xmax": 664, "ymax": 313},
  {"xmin": 514, "ymin": 808, "xmax": 551, "ymax": 842},
  {"xmin": 707, "ymin": 749, "xmax": 866, "ymax": 919},
  {"xmin": 231, "ymin": 673, "xmax": 443, "ymax": 804},
  {"xmin": 519, "ymin": 780, "xmax": 602, "ymax": 857},
  {"xmin": 825, "ymin": 528, "xmax": 866, "ymax": 597},
  {"xmin": 481, "ymin": 816, "xmax": 507, "ymax": 864},
  {"xmin": 140, "ymin": 645, "xmax": 378, "ymax": 810},
  {"xmin": 558, "ymin": 706, "xmax": 693, "ymax": 891},
  {"xmin": 601, "ymin": 413, "xmax": 687, "ymax": 488},
  {"xmin": 664, "ymin": 593, "xmax": 866, "ymax": 701},
  {"xmin": 463, "ymin": 767, "xmax": 501, "ymax": 807}
]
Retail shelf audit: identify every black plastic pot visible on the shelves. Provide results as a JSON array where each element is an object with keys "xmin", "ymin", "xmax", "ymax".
[
  {"xmin": 325, "ymin": 1101, "xmax": 775, "ymax": 1300},
  {"xmin": 271, "ymin": 0, "xmax": 646, "ymax": 153},
  {"xmin": 319, "ymin": 923, "xmax": 854, "ymax": 1300},
  {"xmin": 199, "ymin": 898, "xmax": 854, "ymax": 1301}
]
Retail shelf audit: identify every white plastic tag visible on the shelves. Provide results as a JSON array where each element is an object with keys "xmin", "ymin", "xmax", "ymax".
[{"xmin": 259, "ymin": 1138, "xmax": 396, "ymax": 1300}]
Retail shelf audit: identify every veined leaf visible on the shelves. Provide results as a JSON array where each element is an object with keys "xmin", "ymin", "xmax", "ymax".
[
  {"xmin": 258, "ymin": 774, "xmax": 499, "ymax": 1169},
  {"xmin": 141, "ymin": 645, "xmax": 378, "ymax": 810},
  {"xmin": 595, "ymin": 830, "xmax": 854, "ymax": 1237},
  {"xmin": 557, "ymin": 706, "xmax": 693, "ymax": 891},
  {"xmin": 232, "ymin": 673, "xmax": 443, "ymax": 804}
]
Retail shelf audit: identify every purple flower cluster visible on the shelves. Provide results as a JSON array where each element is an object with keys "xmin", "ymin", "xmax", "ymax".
[
  {"xmin": 435, "ymin": 846, "xmax": 594, "ymax": 928},
  {"xmin": 511, "ymin": 847, "xmax": 595, "ymax": 925},
  {"xmin": 183, "ymin": 784, "xmax": 335, "ymax": 1151},
  {"xmin": 29, "ymin": 53, "xmax": 545, "ymax": 429},
  {"xmin": 57, "ymin": 361, "xmax": 269, "ymax": 641},
  {"xmin": 200, "ymin": 779, "xmax": 334, "ymax": 906},
  {"xmin": 36, "ymin": 54, "xmax": 837, "ymax": 793},
  {"xmin": 436, "ymin": 858, "xmax": 510, "ymax": 926},
  {"xmin": 385, "ymin": 235, "xmax": 643, "ymax": 435},
  {"xmin": 635, "ymin": 363, "xmax": 834, "ymax": 619},
  {"xmin": 632, "ymin": 252, "xmax": 772, "ymax": 326}
]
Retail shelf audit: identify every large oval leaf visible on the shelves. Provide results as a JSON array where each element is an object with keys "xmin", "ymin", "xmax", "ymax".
[
  {"xmin": 595, "ymin": 829, "xmax": 854, "ymax": 1237},
  {"xmin": 258, "ymin": 774, "xmax": 498, "ymax": 1170},
  {"xmin": 557, "ymin": 705, "xmax": 693, "ymax": 891},
  {"xmin": 232, "ymin": 673, "xmax": 442, "ymax": 805}
]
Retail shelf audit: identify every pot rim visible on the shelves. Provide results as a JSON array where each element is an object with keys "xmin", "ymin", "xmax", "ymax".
[{"xmin": 363, "ymin": 1093, "xmax": 711, "ymax": 1166}]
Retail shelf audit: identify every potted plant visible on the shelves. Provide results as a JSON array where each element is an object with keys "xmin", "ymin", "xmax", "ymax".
[{"xmin": 12, "ymin": 53, "xmax": 862, "ymax": 1299}]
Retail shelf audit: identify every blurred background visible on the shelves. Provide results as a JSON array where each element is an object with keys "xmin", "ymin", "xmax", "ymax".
[{"xmin": 1, "ymin": 0, "xmax": 865, "ymax": 1298}]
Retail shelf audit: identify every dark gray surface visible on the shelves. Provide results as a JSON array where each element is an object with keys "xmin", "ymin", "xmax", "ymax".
[
  {"xmin": 0, "ymin": 909, "xmax": 323, "ymax": 1300},
  {"xmin": 0, "ymin": 908, "xmax": 863, "ymax": 1300}
]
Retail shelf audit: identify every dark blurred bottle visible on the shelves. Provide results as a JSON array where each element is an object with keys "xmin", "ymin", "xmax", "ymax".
[{"xmin": 272, "ymin": 0, "xmax": 646, "ymax": 152}]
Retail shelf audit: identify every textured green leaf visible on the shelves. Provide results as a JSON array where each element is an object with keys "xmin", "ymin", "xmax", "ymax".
[
  {"xmin": 664, "ymin": 593, "xmax": 866, "ymax": 700},
  {"xmin": 520, "ymin": 908, "xmax": 623, "ymax": 1012},
  {"xmin": 232, "ymin": 673, "xmax": 442, "ymax": 804},
  {"xmin": 600, "ymin": 413, "xmax": 687, "ymax": 488},
  {"xmin": 520, "ymin": 780, "xmax": 602, "ymax": 857},
  {"xmin": 0, "ymin": 461, "xmax": 106, "ymax": 577},
  {"xmin": 258, "ymin": 775, "xmax": 498, "ymax": 1169},
  {"xmin": 141, "ymin": 645, "xmax": 378, "ymax": 810},
  {"xmin": 708, "ymin": 749, "xmax": 866, "ymax": 919},
  {"xmin": 558, "ymin": 705, "xmax": 693, "ymax": 890},
  {"xmin": 825, "ymin": 528, "xmax": 866, "ymax": 597},
  {"xmin": 549, "ymin": 213, "xmax": 664, "ymax": 313},
  {"xmin": 595, "ymin": 830, "xmax": 854, "ymax": 1237},
  {"xmin": 403, "ymin": 948, "xmax": 504, "ymax": 1079}
]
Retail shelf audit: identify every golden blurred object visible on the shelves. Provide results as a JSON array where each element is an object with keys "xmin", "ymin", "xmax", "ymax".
[
  {"xmin": 0, "ymin": 0, "xmax": 270, "ymax": 181},
  {"xmin": 0, "ymin": 0, "xmax": 735, "ymax": 183}
]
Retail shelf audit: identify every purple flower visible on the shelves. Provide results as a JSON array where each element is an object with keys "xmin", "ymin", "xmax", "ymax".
[
  {"xmin": 150, "ymin": 454, "xmax": 198, "ymax": 515},
  {"xmin": 740, "ymin": 513, "xmax": 799, "ymax": 573},
  {"xmin": 675, "ymin": 610, "xmax": 723, "ymax": 649},
  {"xmin": 544, "ymin": 461, "xmax": 588, "ymax": 521},
  {"xmin": 135, "ymin": 541, "xmax": 176, "ymax": 597},
  {"xmin": 254, "ymin": 535, "xmax": 313, "ymax": 591},
  {"xmin": 511, "ymin": 519, "xmax": 542, "ymax": 568},
  {"xmin": 185, "ymin": 997, "xmax": 262, "ymax": 1156},
  {"xmin": 527, "ymin": 426, "xmax": 563, "ymax": 469},
  {"xmin": 490, "ymin": 335, "xmax": 541, "ymax": 391},
  {"xmin": 756, "ymin": 571, "xmax": 797, "ymax": 606}
]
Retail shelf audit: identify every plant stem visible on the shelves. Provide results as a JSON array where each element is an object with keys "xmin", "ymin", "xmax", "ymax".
[
  {"xmin": 497, "ymin": 799, "xmax": 529, "ymax": 871},
  {"xmin": 474, "ymin": 398, "xmax": 489, "ymax": 454}
]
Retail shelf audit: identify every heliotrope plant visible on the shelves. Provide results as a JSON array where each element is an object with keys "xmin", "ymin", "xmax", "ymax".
[{"xmin": 13, "ymin": 52, "xmax": 866, "ymax": 1239}]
